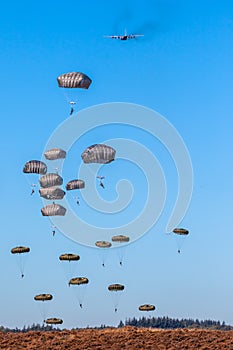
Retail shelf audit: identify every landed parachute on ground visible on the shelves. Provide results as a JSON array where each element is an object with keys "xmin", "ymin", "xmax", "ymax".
[
  {"xmin": 34, "ymin": 294, "xmax": 53, "ymax": 301},
  {"xmin": 173, "ymin": 228, "xmax": 189, "ymax": 235},
  {"xmin": 66, "ymin": 180, "xmax": 85, "ymax": 190},
  {"xmin": 82, "ymin": 144, "xmax": 116, "ymax": 164},
  {"xmin": 39, "ymin": 173, "xmax": 63, "ymax": 188},
  {"xmin": 57, "ymin": 72, "xmax": 92, "ymax": 89},
  {"xmin": 44, "ymin": 148, "xmax": 66, "ymax": 160},
  {"xmin": 23, "ymin": 160, "xmax": 47, "ymax": 175},
  {"xmin": 45, "ymin": 318, "xmax": 63, "ymax": 325},
  {"xmin": 39, "ymin": 187, "xmax": 66, "ymax": 200},
  {"xmin": 139, "ymin": 304, "xmax": 155, "ymax": 312},
  {"xmin": 59, "ymin": 254, "xmax": 80, "ymax": 261},
  {"xmin": 41, "ymin": 203, "xmax": 66, "ymax": 216}
]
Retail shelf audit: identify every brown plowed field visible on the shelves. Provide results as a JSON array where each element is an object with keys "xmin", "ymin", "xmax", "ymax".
[{"xmin": 0, "ymin": 326, "xmax": 233, "ymax": 349}]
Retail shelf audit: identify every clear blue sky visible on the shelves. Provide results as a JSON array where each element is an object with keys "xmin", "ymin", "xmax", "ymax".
[{"xmin": 0, "ymin": 0, "xmax": 233, "ymax": 329}]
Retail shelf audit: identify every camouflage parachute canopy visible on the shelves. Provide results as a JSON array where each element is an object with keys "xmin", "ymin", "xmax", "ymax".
[
  {"xmin": 69, "ymin": 277, "xmax": 89, "ymax": 285},
  {"xmin": 44, "ymin": 148, "xmax": 66, "ymax": 160},
  {"xmin": 66, "ymin": 179, "xmax": 85, "ymax": 191},
  {"xmin": 11, "ymin": 246, "xmax": 30, "ymax": 254},
  {"xmin": 111, "ymin": 235, "xmax": 130, "ymax": 243},
  {"xmin": 59, "ymin": 253, "xmax": 80, "ymax": 261},
  {"xmin": 39, "ymin": 187, "xmax": 66, "ymax": 200},
  {"xmin": 39, "ymin": 173, "xmax": 63, "ymax": 188},
  {"xmin": 41, "ymin": 203, "xmax": 66, "ymax": 216},
  {"xmin": 95, "ymin": 241, "xmax": 112, "ymax": 248},
  {"xmin": 139, "ymin": 304, "xmax": 155, "ymax": 311},
  {"xmin": 45, "ymin": 318, "xmax": 63, "ymax": 325},
  {"xmin": 57, "ymin": 72, "xmax": 92, "ymax": 89},
  {"xmin": 23, "ymin": 160, "xmax": 47, "ymax": 175},
  {"xmin": 173, "ymin": 228, "xmax": 189, "ymax": 235},
  {"xmin": 82, "ymin": 144, "xmax": 116, "ymax": 164},
  {"xmin": 108, "ymin": 284, "xmax": 124, "ymax": 291},
  {"xmin": 34, "ymin": 294, "xmax": 53, "ymax": 302}
]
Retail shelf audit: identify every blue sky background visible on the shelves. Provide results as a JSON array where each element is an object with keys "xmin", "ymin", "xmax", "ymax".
[{"xmin": 0, "ymin": 0, "xmax": 233, "ymax": 329}]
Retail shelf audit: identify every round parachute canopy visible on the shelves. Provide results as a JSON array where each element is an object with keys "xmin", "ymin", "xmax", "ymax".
[
  {"xmin": 111, "ymin": 235, "xmax": 130, "ymax": 243},
  {"xmin": 39, "ymin": 173, "xmax": 63, "ymax": 188},
  {"xmin": 11, "ymin": 246, "xmax": 30, "ymax": 254},
  {"xmin": 57, "ymin": 72, "xmax": 92, "ymax": 89},
  {"xmin": 69, "ymin": 277, "xmax": 89, "ymax": 285},
  {"xmin": 45, "ymin": 318, "xmax": 63, "ymax": 325},
  {"xmin": 82, "ymin": 144, "xmax": 116, "ymax": 164},
  {"xmin": 41, "ymin": 203, "xmax": 66, "ymax": 216},
  {"xmin": 66, "ymin": 180, "xmax": 85, "ymax": 191},
  {"xmin": 23, "ymin": 160, "xmax": 47, "ymax": 175},
  {"xmin": 108, "ymin": 284, "xmax": 124, "ymax": 291},
  {"xmin": 44, "ymin": 148, "xmax": 66, "ymax": 160},
  {"xmin": 34, "ymin": 294, "xmax": 53, "ymax": 301},
  {"xmin": 95, "ymin": 241, "xmax": 112, "ymax": 248},
  {"xmin": 39, "ymin": 187, "xmax": 66, "ymax": 200},
  {"xmin": 173, "ymin": 228, "xmax": 189, "ymax": 235},
  {"xmin": 139, "ymin": 304, "xmax": 155, "ymax": 312},
  {"xmin": 59, "ymin": 253, "xmax": 80, "ymax": 261}
]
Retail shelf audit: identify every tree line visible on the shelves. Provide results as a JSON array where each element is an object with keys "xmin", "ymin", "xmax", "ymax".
[
  {"xmin": 0, "ymin": 317, "xmax": 232, "ymax": 333},
  {"xmin": 118, "ymin": 316, "xmax": 233, "ymax": 330}
]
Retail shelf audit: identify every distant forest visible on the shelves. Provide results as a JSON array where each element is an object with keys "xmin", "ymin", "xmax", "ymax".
[
  {"xmin": 119, "ymin": 316, "xmax": 233, "ymax": 331},
  {"xmin": 0, "ymin": 317, "xmax": 232, "ymax": 333}
]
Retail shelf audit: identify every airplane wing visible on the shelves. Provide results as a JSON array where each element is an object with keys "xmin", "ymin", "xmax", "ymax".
[
  {"xmin": 103, "ymin": 35, "xmax": 120, "ymax": 39},
  {"xmin": 132, "ymin": 34, "xmax": 144, "ymax": 37}
]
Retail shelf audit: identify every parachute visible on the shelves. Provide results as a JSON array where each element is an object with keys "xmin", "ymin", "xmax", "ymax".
[
  {"xmin": 39, "ymin": 187, "xmax": 66, "ymax": 200},
  {"xmin": 172, "ymin": 228, "xmax": 189, "ymax": 253},
  {"xmin": 95, "ymin": 241, "xmax": 112, "ymax": 248},
  {"xmin": 23, "ymin": 160, "xmax": 47, "ymax": 175},
  {"xmin": 44, "ymin": 148, "xmax": 66, "ymax": 160},
  {"xmin": 59, "ymin": 253, "xmax": 80, "ymax": 261},
  {"xmin": 41, "ymin": 203, "xmax": 66, "ymax": 216},
  {"xmin": 139, "ymin": 304, "xmax": 155, "ymax": 312},
  {"xmin": 82, "ymin": 144, "xmax": 116, "ymax": 164},
  {"xmin": 39, "ymin": 173, "xmax": 63, "ymax": 188},
  {"xmin": 173, "ymin": 228, "xmax": 189, "ymax": 235},
  {"xmin": 68, "ymin": 277, "xmax": 89, "ymax": 308},
  {"xmin": 66, "ymin": 179, "xmax": 85, "ymax": 190},
  {"xmin": 111, "ymin": 235, "xmax": 130, "ymax": 266},
  {"xmin": 57, "ymin": 72, "xmax": 92, "ymax": 89},
  {"xmin": 108, "ymin": 284, "xmax": 124, "ymax": 291},
  {"xmin": 11, "ymin": 246, "xmax": 30, "ymax": 278},
  {"xmin": 111, "ymin": 235, "xmax": 130, "ymax": 243},
  {"xmin": 34, "ymin": 294, "xmax": 53, "ymax": 321},
  {"xmin": 45, "ymin": 318, "xmax": 63, "ymax": 325},
  {"xmin": 59, "ymin": 254, "xmax": 80, "ymax": 284},
  {"xmin": 69, "ymin": 277, "xmax": 89, "ymax": 286},
  {"xmin": 95, "ymin": 241, "xmax": 112, "ymax": 266},
  {"xmin": 34, "ymin": 294, "xmax": 53, "ymax": 301},
  {"xmin": 108, "ymin": 284, "xmax": 125, "ymax": 312},
  {"xmin": 11, "ymin": 246, "xmax": 30, "ymax": 254}
]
